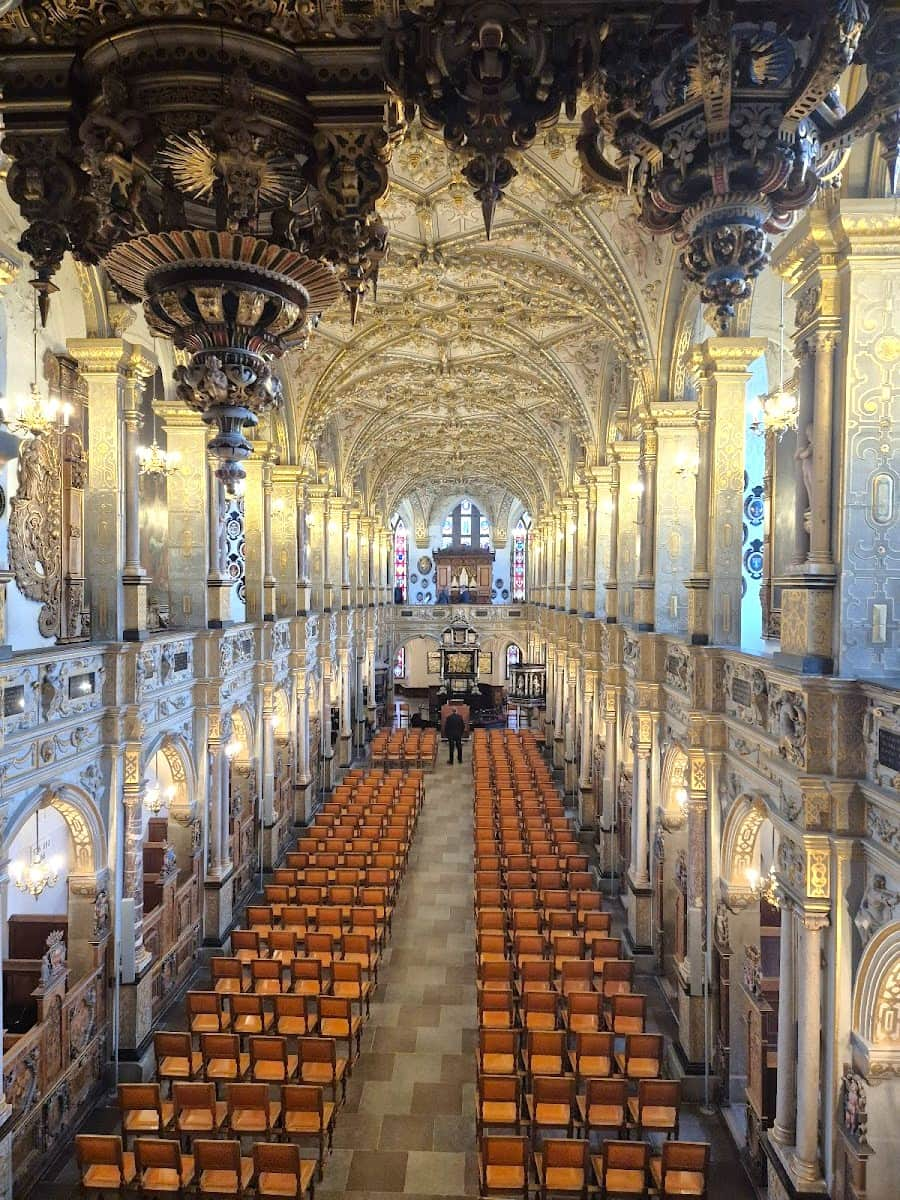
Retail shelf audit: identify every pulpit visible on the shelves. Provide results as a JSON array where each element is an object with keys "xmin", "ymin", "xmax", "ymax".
[{"xmin": 434, "ymin": 548, "xmax": 494, "ymax": 603}]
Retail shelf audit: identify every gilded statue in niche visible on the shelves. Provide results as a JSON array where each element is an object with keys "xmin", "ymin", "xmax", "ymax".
[{"xmin": 9, "ymin": 432, "xmax": 62, "ymax": 639}]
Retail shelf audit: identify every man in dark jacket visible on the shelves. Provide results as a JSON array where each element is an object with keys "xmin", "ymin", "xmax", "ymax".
[{"xmin": 444, "ymin": 706, "xmax": 465, "ymax": 765}]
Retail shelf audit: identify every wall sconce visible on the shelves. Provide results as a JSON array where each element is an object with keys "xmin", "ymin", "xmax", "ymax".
[{"xmin": 674, "ymin": 453, "xmax": 699, "ymax": 479}]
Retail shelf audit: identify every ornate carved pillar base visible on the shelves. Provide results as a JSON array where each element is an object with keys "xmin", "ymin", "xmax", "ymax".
[
  {"xmin": 553, "ymin": 736, "xmax": 565, "ymax": 769},
  {"xmin": 203, "ymin": 870, "xmax": 235, "ymax": 947},
  {"xmin": 564, "ymin": 756, "xmax": 577, "ymax": 797},
  {"xmin": 775, "ymin": 582, "xmax": 835, "ymax": 674},
  {"xmin": 293, "ymin": 777, "xmax": 312, "ymax": 826},
  {"xmin": 207, "ymin": 580, "xmax": 233, "ymax": 629},
  {"xmin": 624, "ymin": 872, "xmax": 654, "ymax": 957},
  {"xmin": 676, "ymin": 981, "xmax": 711, "ymax": 1069},
  {"xmin": 633, "ymin": 583, "xmax": 654, "ymax": 632},
  {"xmin": 122, "ymin": 576, "xmax": 149, "ymax": 641},
  {"xmin": 579, "ymin": 785, "xmax": 596, "ymax": 831},
  {"xmin": 763, "ymin": 1135, "xmax": 828, "ymax": 1200},
  {"xmin": 338, "ymin": 732, "xmax": 352, "ymax": 769},
  {"xmin": 686, "ymin": 577, "xmax": 710, "ymax": 645},
  {"xmin": 262, "ymin": 822, "xmax": 279, "ymax": 871},
  {"xmin": 117, "ymin": 964, "xmax": 156, "ymax": 1060}
]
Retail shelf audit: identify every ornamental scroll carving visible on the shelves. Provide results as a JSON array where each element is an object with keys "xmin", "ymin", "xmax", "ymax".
[{"xmin": 9, "ymin": 432, "xmax": 62, "ymax": 638}]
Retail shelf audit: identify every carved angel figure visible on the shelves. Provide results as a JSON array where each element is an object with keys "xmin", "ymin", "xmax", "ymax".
[{"xmin": 854, "ymin": 874, "xmax": 900, "ymax": 944}]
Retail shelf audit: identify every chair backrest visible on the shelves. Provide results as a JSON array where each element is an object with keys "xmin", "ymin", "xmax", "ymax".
[
  {"xmin": 247, "ymin": 905, "xmax": 274, "ymax": 926},
  {"xmin": 118, "ymin": 1082, "xmax": 161, "ymax": 1114},
  {"xmin": 577, "ymin": 1030, "xmax": 614, "ymax": 1059},
  {"xmin": 211, "ymin": 957, "xmax": 243, "ymax": 980},
  {"xmin": 227, "ymin": 1081, "xmax": 269, "ymax": 1111},
  {"xmin": 173, "ymin": 1081, "xmax": 216, "ymax": 1116},
  {"xmin": 483, "ymin": 1135, "xmax": 527, "ymax": 1167},
  {"xmin": 135, "ymin": 1137, "xmax": 181, "ymax": 1172},
  {"xmin": 298, "ymin": 1036, "xmax": 335, "ymax": 1065},
  {"xmin": 627, "ymin": 1033, "xmax": 663, "ymax": 1062},
  {"xmin": 254, "ymin": 1140, "xmax": 302, "ymax": 1176},
  {"xmin": 155, "ymin": 1031, "xmax": 192, "ymax": 1059},
  {"xmin": 529, "ymin": 1029, "xmax": 564, "ymax": 1057},
  {"xmin": 269, "ymin": 928, "xmax": 298, "ymax": 952},
  {"xmin": 614, "ymin": 993, "xmax": 646, "ymax": 1019},
  {"xmin": 281, "ymin": 1084, "xmax": 323, "ymax": 1117},
  {"xmin": 333, "ymin": 960, "xmax": 363, "ymax": 987},
  {"xmin": 76, "ymin": 1134, "xmax": 125, "ymax": 1172},
  {"xmin": 586, "ymin": 1076, "xmax": 627, "ymax": 1106},
  {"xmin": 202, "ymin": 1032, "xmax": 239, "ymax": 1060},
  {"xmin": 319, "ymin": 995, "xmax": 352, "ymax": 1022},
  {"xmin": 639, "ymin": 1078, "xmax": 680, "ymax": 1109},
  {"xmin": 601, "ymin": 959, "xmax": 634, "ymax": 989},
  {"xmin": 543, "ymin": 1139, "xmax": 588, "ymax": 1171},
  {"xmin": 533, "ymin": 1074, "xmax": 574, "ymax": 1104},
  {"xmin": 480, "ymin": 1028, "xmax": 518, "ymax": 1056},
  {"xmin": 252, "ymin": 957, "xmax": 282, "ymax": 980},
  {"xmin": 603, "ymin": 1140, "xmax": 649, "ymax": 1170},
  {"xmin": 479, "ymin": 1073, "xmax": 519, "ymax": 1103},
  {"xmin": 591, "ymin": 937, "xmax": 621, "ymax": 961},
  {"xmin": 231, "ymin": 993, "xmax": 264, "ymax": 1017},
  {"xmin": 291, "ymin": 957, "xmax": 323, "ymax": 985},
  {"xmin": 231, "ymin": 930, "xmax": 259, "ymax": 951},
  {"xmin": 661, "ymin": 1141, "xmax": 709, "ymax": 1173},
  {"xmin": 194, "ymin": 1138, "xmax": 241, "ymax": 1173}
]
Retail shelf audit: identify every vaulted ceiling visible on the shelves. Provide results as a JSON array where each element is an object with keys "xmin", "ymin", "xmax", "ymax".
[{"xmin": 291, "ymin": 119, "xmax": 674, "ymax": 519}]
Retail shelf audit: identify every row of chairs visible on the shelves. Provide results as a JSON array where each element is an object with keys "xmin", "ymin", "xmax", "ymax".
[
  {"xmin": 370, "ymin": 727, "xmax": 438, "ymax": 769},
  {"xmin": 75, "ymin": 764, "xmax": 423, "ymax": 1199},
  {"xmin": 471, "ymin": 732, "xmax": 711, "ymax": 1198}
]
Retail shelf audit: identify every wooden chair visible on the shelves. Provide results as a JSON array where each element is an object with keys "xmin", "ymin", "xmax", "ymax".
[
  {"xmin": 200, "ymin": 1033, "xmax": 249, "ymax": 1090},
  {"xmin": 553, "ymin": 935, "xmax": 585, "ymax": 974},
  {"xmin": 615, "ymin": 1034, "xmax": 663, "ymax": 1081},
  {"xmin": 247, "ymin": 905, "xmax": 275, "ymax": 935},
  {"xmin": 187, "ymin": 991, "xmax": 231, "ymax": 1040},
  {"xmin": 211, "ymin": 957, "xmax": 245, "ymax": 995},
  {"xmin": 582, "ymin": 910, "xmax": 612, "ymax": 949},
  {"xmin": 514, "ymin": 934, "xmax": 547, "ymax": 970},
  {"xmin": 117, "ymin": 1083, "xmax": 172, "ymax": 1147},
  {"xmin": 479, "ymin": 1134, "xmax": 529, "ymax": 1200},
  {"xmin": 317, "ymin": 995, "xmax": 363, "ymax": 1066},
  {"xmin": 479, "ymin": 986, "xmax": 516, "ymax": 1029},
  {"xmin": 526, "ymin": 1075, "xmax": 576, "ymax": 1144},
  {"xmin": 290, "ymin": 957, "xmax": 324, "ymax": 998},
  {"xmin": 274, "ymin": 992, "xmax": 318, "ymax": 1038},
  {"xmin": 608, "ymin": 992, "xmax": 647, "ymax": 1036},
  {"xmin": 568, "ymin": 1031, "xmax": 615, "ymax": 1086},
  {"xmin": 478, "ymin": 932, "xmax": 509, "ymax": 966},
  {"xmin": 522, "ymin": 989, "xmax": 558, "ymax": 1031},
  {"xmin": 341, "ymin": 931, "xmax": 380, "ymax": 981},
  {"xmin": 305, "ymin": 930, "xmax": 336, "ymax": 970},
  {"xmin": 230, "ymin": 992, "xmax": 274, "ymax": 1038},
  {"xmin": 281, "ymin": 1084, "xmax": 336, "ymax": 1179},
  {"xmin": 297, "ymin": 1035, "xmax": 348, "ymax": 1104},
  {"xmin": 518, "ymin": 960, "xmax": 554, "ymax": 995},
  {"xmin": 479, "ymin": 1028, "xmax": 520, "ymax": 1076},
  {"xmin": 533, "ymin": 1138, "xmax": 589, "ymax": 1200},
  {"xmin": 75, "ymin": 1134, "xmax": 136, "ymax": 1195},
  {"xmin": 600, "ymin": 959, "xmax": 634, "ymax": 1009},
  {"xmin": 254, "ymin": 1141, "xmax": 316, "ymax": 1200},
  {"xmin": 155, "ymin": 1032, "xmax": 201, "ymax": 1092},
  {"xmin": 226, "ymin": 1081, "xmax": 281, "ymax": 1137},
  {"xmin": 477, "ymin": 1073, "xmax": 523, "ymax": 1137},
  {"xmin": 193, "ymin": 1138, "xmax": 254, "ymax": 1197},
  {"xmin": 628, "ymin": 1080, "xmax": 681, "ymax": 1141},
  {"xmin": 564, "ymin": 990, "xmax": 603, "ymax": 1036},
  {"xmin": 522, "ymin": 1030, "xmax": 566, "ymax": 1083},
  {"xmin": 649, "ymin": 1141, "xmax": 710, "ymax": 1198},
  {"xmin": 249, "ymin": 1034, "xmax": 299, "ymax": 1083},
  {"xmin": 251, "ymin": 957, "xmax": 284, "ymax": 995},
  {"xmin": 269, "ymin": 928, "xmax": 302, "ymax": 966},
  {"xmin": 171, "ymin": 1082, "xmax": 227, "ymax": 1141},
  {"xmin": 332, "ymin": 960, "xmax": 373, "ymax": 1016},
  {"xmin": 559, "ymin": 961, "xmax": 595, "ymax": 997},
  {"xmin": 592, "ymin": 1140, "xmax": 650, "ymax": 1198},
  {"xmin": 577, "ymin": 1077, "xmax": 628, "ymax": 1140},
  {"xmin": 134, "ymin": 1136, "xmax": 194, "ymax": 1195},
  {"xmin": 230, "ymin": 929, "xmax": 261, "ymax": 963}
]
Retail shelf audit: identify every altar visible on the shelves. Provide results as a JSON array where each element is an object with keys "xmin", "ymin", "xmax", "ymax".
[{"xmin": 433, "ymin": 547, "xmax": 494, "ymax": 604}]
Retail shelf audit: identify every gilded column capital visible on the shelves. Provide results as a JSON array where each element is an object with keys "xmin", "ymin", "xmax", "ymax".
[
  {"xmin": 690, "ymin": 336, "xmax": 768, "ymax": 377},
  {"xmin": 67, "ymin": 337, "xmax": 129, "ymax": 375}
]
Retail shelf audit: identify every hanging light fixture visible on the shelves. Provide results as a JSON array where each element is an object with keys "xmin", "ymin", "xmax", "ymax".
[
  {"xmin": 0, "ymin": 294, "xmax": 72, "ymax": 437},
  {"xmin": 745, "ymin": 824, "xmax": 780, "ymax": 908},
  {"xmin": 752, "ymin": 280, "xmax": 798, "ymax": 440},
  {"xmin": 138, "ymin": 410, "xmax": 180, "ymax": 478},
  {"xmin": 144, "ymin": 782, "xmax": 176, "ymax": 814},
  {"xmin": 11, "ymin": 809, "xmax": 62, "ymax": 899},
  {"xmin": 225, "ymin": 735, "xmax": 243, "ymax": 760}
]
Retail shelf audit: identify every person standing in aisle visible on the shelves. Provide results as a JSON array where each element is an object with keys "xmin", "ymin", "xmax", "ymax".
[{"xmin": 444, "ymin": 706, "xmax": 465, "ymax": 765}]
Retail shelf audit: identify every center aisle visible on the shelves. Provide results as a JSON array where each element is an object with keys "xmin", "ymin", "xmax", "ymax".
[{"xmin": 318, "ymin": 755, "xmax": 479, "ymax": 1199}]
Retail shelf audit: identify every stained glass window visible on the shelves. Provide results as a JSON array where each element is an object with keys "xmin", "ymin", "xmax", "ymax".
[
  {"xmin": 441, "ymin": 514, "xmax": 453, "ymax": 547},
  {"xmin": 225, "ymin": 497, "xmax": 246, "ymax": 605},
  {"xmin": 480, "ymin": 515, "xmax": 491, "ymax": 549},
  {"xmin": 391, "ymin": 515, "xmax": 408, "ymax": 602},
  {"xmin": 393, "ymin": 646, "xmax": 406, "ymax": 679},
  {"xmin": 506, "ymin": 643, "xmax": 522, "ymax": 678},
  {"xmin": 442, "ymin": 499, "xmax": 491, "ymax": 550},
  {"xmin": 460, "ymin": 499, "xmax": 471, "ymax": 514},
  {"xmin": 460, "ymin": 515, "xmax": 471, "ymax": 544},
  {"xmin": 512, "ymin": 512, "xmax": 531, "ymax": 601}
]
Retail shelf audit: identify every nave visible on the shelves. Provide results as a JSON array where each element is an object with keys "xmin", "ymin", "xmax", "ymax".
[{"xmin": 31, "ymin": 752, "xmax": 754, "ymax": 1200}]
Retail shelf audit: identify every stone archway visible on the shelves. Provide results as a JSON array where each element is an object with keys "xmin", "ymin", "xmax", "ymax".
[
  {"xmin": 720, "ymin": 793, "xmax": 769, "ymax": 909},
  {"xmin": 655, "ymin": 745, "xmax": 689, "ymax": 983}
]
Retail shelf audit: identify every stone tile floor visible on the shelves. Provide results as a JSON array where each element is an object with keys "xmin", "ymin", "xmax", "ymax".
[{"xmin": 29, "ymin": 751, "xmax": 757, "ymax": 1199}]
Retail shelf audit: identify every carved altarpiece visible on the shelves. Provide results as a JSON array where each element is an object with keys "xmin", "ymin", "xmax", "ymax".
[{"xmin": 8, "ymin": 353, "xmax": 87, "ymax": 643}]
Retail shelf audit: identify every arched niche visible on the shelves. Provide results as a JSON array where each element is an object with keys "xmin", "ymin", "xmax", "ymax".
[
  {"xmin": 654, "ymin": 744, "xmax": 689, "ymax": 986},
  {"xmin": 141, "ymin": 733, "xmax": 198, "ymax": 872},
  {"xmin": 4, "ymin": 785, "xmax": 109, "ymax": 994},
  {"xmin": 852, "ymin": 919, "xmax": 900, "ymax": 1078},
  {"xmin": 721, "ymin": 792, "xmax": 771, "ymax": 910}
]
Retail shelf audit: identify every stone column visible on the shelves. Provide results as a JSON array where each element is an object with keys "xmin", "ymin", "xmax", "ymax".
[
  {"xmin": 599, "ymin": 686, "xmax": 618, "ymax": 877},
  {"xmin": 242, "ymin": 456, "xmax": 266, "ymax": 623},
  {"xmin": 205, "ymin": 457, "xmax": 232, "ymax": 628},
  {"xmin": 772, "ymin": 899, "xmax": 798, "ymax": 1146},
  {"xmin": 553, "ymin": 650, "xmax": 566, "ymax": 769},
  {"xmin": 579, "ymin": 485, "xmax": 596, "ymax": 616},
  {"xmin": 347, "ymin": 507, "xmax": 361, "ymax": 610},
  {"xmin": 320, "ymin": 653, "xmax": 334, "ymax": 793},
  {"xmin": 118, "ymin": 732, "xmax": 154, "ymax": 1054},
  {"xmin": 626, "ymin": 712, "xmax": 653, "ymax": 952},
  {"xmin": 359, "ymin": 517, "xmax": 373, "ymax": 608},
  {"xmin": 68, "ymin": 338, "xmax": 129, "ymax": 640},
  {"xmin": 337, "ymin": 644, "xmax": 352, "ymax": 768},
  {"xmin": 121, "ymin": 347, "xmax": 155, "ymax": 640},
  {"xmin": 791, "ymin": 911, "xmax": 828, "ymax": 1186},
  {"xmin": 366, "ymin": 628, "xmax": 377, "ymax": 733},
  {"xmin": 565, "ymin": 497, "xmax": 579, "ymax": 614},
  {"xmin": 306, "ymin": 486, "xmax": 328, "ymax": 612},
  {"xmin": 261, "ymin": 456, "xmax": 276, "ymax": 621},
  {"xmin": 634, "ymin": 418, "xmax": 658, "ymax": 632},
  {"xmin": 272, "ymin": 468, "xmax": 299, "ymax": 619},
  {"xmin": 564, "ymin": 662, "xmax": 578, "ymax": 796},
  {"xmin": 578, "ymin": 669, "xmax": 596, "ymax": 825},
  {"xmin": 606, "ymin": 456, "xmax": 620, "ymax": 623},
  {"xmin": 687, "ymin": 338, "xmax": 766, "ymax": 645},
  {"xmin": 260, "ymin": 680, "xmax": 277, "ymax": 867},
  {"xmin": 292, "ymin": 665, "xmax": 312, "ymax": 824},
  {"xmin": 160, "ymin": 405, "xmax": 211, "ymax": 628},
  {"xmin": 680, "ymin": 746, "xmax": 710, "ymax": 1063}
]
